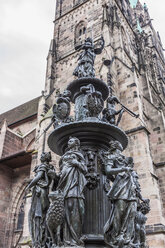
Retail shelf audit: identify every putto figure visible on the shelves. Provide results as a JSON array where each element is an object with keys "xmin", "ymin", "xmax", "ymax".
[
  {"xmin": 26, "ymin": 152, "xmax": 56, "ymax": 248},
  {"xmin": 73, "ymin": 37, "xmax": 104, "ymax": 78},
  {"xmin": 57, "ymin": 137, "xmax": 87, "ymax": 247},
  {"xmin": 133, "ymin": 179, "xmax": 150, "ymax": 248}
]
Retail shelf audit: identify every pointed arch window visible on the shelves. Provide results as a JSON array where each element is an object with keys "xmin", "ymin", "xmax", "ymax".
[
  {"xmin": 79, "ymin": 29, "xmax": 82, "ymax": 36},
  {"xmin": 75, "ymin": 21, "xmax": 87, "ymax": 47},
  {"xmin": 11, "ymin": 197, "xmax": 26, "ymax": 248},
  {"xmin": 16, "ymin": 198, "xmax": 25, "ymax": 231}
]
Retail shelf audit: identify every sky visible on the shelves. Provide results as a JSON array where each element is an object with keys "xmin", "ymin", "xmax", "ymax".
[{"xmin": 0, "ymin": 0, "xmax": 165, "ymax": 114}]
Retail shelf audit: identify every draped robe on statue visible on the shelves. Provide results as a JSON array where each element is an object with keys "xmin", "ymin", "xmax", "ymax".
[
  {"xmin": 104, "ymin": 155, "xmax": 138, "ymax": 248},
  {"xmin": 57, "ymin": 150, "xmax": 87, "ymax": 246},
  {"xmin": 29, "ymin": 164, "xmax": 51, "ymax": 247}
]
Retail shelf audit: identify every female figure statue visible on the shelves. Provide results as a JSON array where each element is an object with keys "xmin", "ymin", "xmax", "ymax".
[
  {"xmin": 103, "ymin": 141, "xmax": 139, "ymax": 248},
  {"xmin": 73, "ymin": 38, "xmax": 96, "ymax": 78},
  {"xmin": 57, "ymin": 137, "xmax": 87, "ymax": 247},
  {"xmin": 26, "ymin": 152, "xmax": 56, "ymax": 248},
  {"xmin": 73, "ymin": 37, "xmax": 104, "ymax": 78}
]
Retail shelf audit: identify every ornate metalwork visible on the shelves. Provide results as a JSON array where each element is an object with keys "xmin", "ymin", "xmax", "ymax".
[
  {"xmin": 52, "ymin": 90, "xmax": 72, "ymax": 127},
  {"xmin": 83, "ymin": 148, "xmax": 100, "ymax": 190},
  {"xmin": 28, "ymin": 37, "xmax": 150, "ymax": 248},
  {"xmin": 102, "ymin": 141, "xmax": 150, "ymax": 248},
  {"xmin": 26, "ymin": 152, "xmax": 57, "ymax": 248},
  {"xmin": 75, "ymin": 84, "xmax": 104, "ymax": 121}
]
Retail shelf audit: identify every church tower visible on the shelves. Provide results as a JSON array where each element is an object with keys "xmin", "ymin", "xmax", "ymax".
[{"xmin": 2, "ymin": 0, "xmax": 165, "ymax": 247}]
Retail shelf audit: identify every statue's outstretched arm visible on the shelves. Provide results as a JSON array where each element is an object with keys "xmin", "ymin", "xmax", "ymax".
[{"xmin": 26, "ymin": 171, "xmax": 44, "ymax": 190}]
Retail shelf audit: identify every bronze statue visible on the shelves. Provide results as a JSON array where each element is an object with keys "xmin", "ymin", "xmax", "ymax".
[
  {"xmin": 52, "ymin": 90, "xmax": 72, "ymax": 127},
  {"xmin": 78, "ymin": 84, "xmax": 104, "ymax": 120},
  {"xmin": 133, "ymin": 173, "xmax": 150, "ymax": 248},
  {"xmin": 26, "ymin": 152, "xmax": 56, "ymax": 248},
  {"xmin": 84, "ymin": 148, "xmax": 100, "ymax": 190},
  {"xmin": 134, "ymin": 200, "xmax": 150, "ymax": 248},
  {"xmin": 103, "ymin": 141, "xmax": 141, "ymax": 247},
  {"xmin": 57, "ymin": 137, "xmax": 87, "ymax": 246},
  {"xmin": 73, "ymin": 37, "xmax": 104, "ymax": 78},
  {"xmin": 28, "ymin": 37, "xmax": 150, "ymax": 248},
  {"xmin": 102, "ymin": 96, "xmax": 124, "ymax": 125},
  {"xmin": 75, "ymin": 84, "xmax": 104, "ymax": 121}
]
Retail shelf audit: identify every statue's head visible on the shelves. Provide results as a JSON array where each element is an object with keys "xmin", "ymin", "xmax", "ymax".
[
  {"xmin": 109, "ymin": 140, "xmax": 123, "ymax": 152},
  {"xmin": 107, "ymin": 96, "xmax": 119, "ymax": 105},
  {"xmin": 132, "ymin": 171, "xmax": 139, "ymax": 180},
  {"xmin": 86, "ymin": 150, "xmax": 95, "ymax": 161},
  {"xmin": 63, "ymin": 90, "xmax": 71, "ymax": 98},
  {"xmin": 68, "ymin": 136, "xmax": 80, "ymax": 149},
  {"xmin": 85, "ymin": 37, "xmax": 93, "ymax": 48},
  {"xmin": 132, "ymin": 170, "xmax": 141, "ymax": 190},
  {"xmin": 40, "ymin": 152, "xmax": 51, "ymax": 163},
  {"xmin": 138, "ymin": 199, "xmax": 150, "ymax": 215}
]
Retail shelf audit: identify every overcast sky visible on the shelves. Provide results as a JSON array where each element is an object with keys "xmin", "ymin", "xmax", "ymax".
[{"xmin": 0, "ymin": 0, "xmax": 165, "ymax": 114}]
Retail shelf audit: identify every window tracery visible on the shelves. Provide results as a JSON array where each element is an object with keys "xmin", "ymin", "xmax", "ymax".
[{"xmin": 75, "ymin": 21, "xmax": 87, "ymax": 47}]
